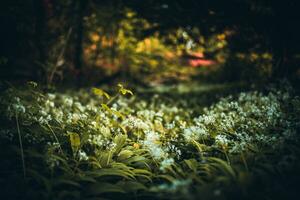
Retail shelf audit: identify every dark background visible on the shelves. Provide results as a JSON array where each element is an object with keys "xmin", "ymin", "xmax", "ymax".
[{"xmin": 1, "ymin": 0, "xmax": 300, "ymax": 86}]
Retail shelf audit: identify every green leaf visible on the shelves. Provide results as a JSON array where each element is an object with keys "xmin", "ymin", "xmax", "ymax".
[
  {"xmin": 77, "ymin": 176, "xmax": 97, "ymax": 184},
  {"xmin": 101, "ymin": 103, "xmax": 110, "ymax": 111},
  {"xmin": 117, "ymin": 150, "xmax": 133, "ymax": 161},
  {"xmin": 208, "ymin": 157, "xmax": 236, "ymax": 179},
  {"xmin": 87, "ymin": 182, "xmax": 126, "ymax": 195},
  {"xmin": 67, "ymin": 131, "xmax": 81, "ymax": 154},
  {"xmin": 117, "ymin": 181, "xmax": 147, "ymax": 192},
  {"xmin": 86, "ymin": 168, "xmax": 135, "ymax": 180},
  {"xmin": 92, "ymin": 88, "xmax": 110, "ymax": 99},
  {"xmin": 132, "ymin": 169, "xmax": 153, "ymax": 176},
  {"xmin": 132, "ymin": 169, "xmax": 153, "ymax": 181},
  {"xmin": 192, "ymin": 140, "xmax": 204, "ymax": 155},
  {"xmin": 114, "ymin": 134, "xmax": 127, "ymax": 154},
  {"xmin": 111, "ymin": 110, "xmax": 125, "ymax": 120},
  {"xmin": 154, "ymin": 120, "xmax": 164, "ymax": 133},
  {"xmin": 124, "ymin": 155, "xmax": 147, "ymax": 164},
  {"xmin": 119, "ymin": 125, "xmax": 127, "ymax": 134},
  {"xmin": 184, "ymin": 159, "xmax": 198, "ymax": 172},
  {"xmin": 101, "ymin": 104, "xmax": 125, "ymax": 120},
  {"xmin": 156, "ymin": 174, "xmax": 176, "ymax": 183},
  {"xmin": 98, "ymin": 151, "xmax": 112, "ymax": 167},
  {"xmin": 118, "ymin": 84, "xmax": 133, "ymax": 96},
  {"xmin": 53, "ymin": 179, "xmax": 81, "ymax": 188}
]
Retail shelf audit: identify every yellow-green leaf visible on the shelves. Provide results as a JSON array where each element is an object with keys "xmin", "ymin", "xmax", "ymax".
[
  {"xmin": 92, "ymin": 88, "xmax": 110, "ymax": 99},
  {"xmin": 101, "ymin": 103, "xmax": 111, "ymax": 111},
  {"xmin": 117, "ymin": 150, "xmax": 133, "ymax": 161},
  {"xmin": 118, "ymin": 84, "xmax": 133, "ymax": 96},
  {"xmin": 111, "ymin": 109, "xmax": 125, "ymax": 120},
  {"xmin": 101, "ymin": 104, "xmax": 125, "ymax": 120},
  {"xmin": 67, "ymin": 131, "xmax": 80, "ymax": 152},
  {"xmin": 114, "ymin": 134, "xmax": 127, "ymax": 153}
]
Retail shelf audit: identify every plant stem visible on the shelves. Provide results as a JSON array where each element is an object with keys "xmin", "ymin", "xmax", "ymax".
[
  {"xmin": 107, "ymin": 93, "xmax": 120, "ymax": 106},
  {"xmin": 16, "ymin": 113, "xmax": 26, "ymax": 178},
  {"xmin": 241, "ymin": 152, "xmax": 249, "ymax": 172},
  {"xmin": 224, "ymin": 150, "xmax": 231, "ymax": 165},
  {"xmin": 46, "ymin": 123, "xmax": 64, "ymax": 155}
]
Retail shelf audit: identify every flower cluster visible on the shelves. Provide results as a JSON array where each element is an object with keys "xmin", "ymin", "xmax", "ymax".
[
  {"xmin": 122, "ymin": 115, "xmax": 150, "ymax": 130},
  {"xmin": 183, "ymin": 126, "xmax": 208, "ymax": 142}
]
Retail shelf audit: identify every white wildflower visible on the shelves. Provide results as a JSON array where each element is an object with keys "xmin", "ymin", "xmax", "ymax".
[
  {"xmin": 47, "ymin": 93, "xmax": 56, "ymax": 100},
  {"xmin": 183, "ymin": 126, "xmax": 208, "ymax": 142},
  {"xmin": 63, "ymin": 97, "xmax": 73, "ymax": 107},
  {"xmin": 215, "ymin": 135, "xmax": 229, "ymax": 148},
  {"xmin": 143, "ymin": 130, "xmax": 166, "ymax": 160},
  {"xmin": 122, "ymin": 116, "xmax": 150, "ymax": 130},
  {"xmin": 160, "ymin": 158, "xmax": 174, "ymax": 171},
  {"xmin": 78, "ymin": 150, "xmax": 88, "ymax": 161}
]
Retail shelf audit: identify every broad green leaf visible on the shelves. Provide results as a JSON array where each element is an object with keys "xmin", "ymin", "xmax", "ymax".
[
  {"xmin": 184, "ymin": 159, "xmax": 198, "ymax": 172},
  {"xmin": 119, "ymin": 125, "xmax": 127, "ymax": 134},
  {"xmin": 124, "ymin": 155, "xmax": 147, "ymax": 164},
  {"xmin": 117, "ymin": 150, "xmax": 133, "ymax": 161},
  {"xmin": 192, "ymin": 140, "xmax": 204, "ymax": 154},
  {"xmin": 67, "ymin": 131, "xmax": 81, "ymax": 153},
  {"xmin": 77, "ymin": 176, "xmax": 97, "ymax": 184},
  {"xmin": 156, "ymin": 174, "xmax": 176, "ymax": 183},
  {"xmin": 132, "ymin": 168, "xmax": 153, "ymax": 176},
  {"xmin": 208, "ymin": 157, "xmax": 236, "ymax": 179},
  {"xmin": 132, "ymin": 168, "xmax": 153, "ymax": 181},
  {"xmin": 113, "ymin": 134, "xmax": 127, "ymax": 154},
  {"xmin": 111, "ymin": 162, "xmax": 134, "ymax": 170},
  {"xmin": 98, "ymin": 151, "xmax": 112, "ymax": 167}
]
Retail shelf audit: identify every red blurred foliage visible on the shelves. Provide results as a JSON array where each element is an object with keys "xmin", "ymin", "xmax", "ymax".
[
  {"xmin": 183, "ymin": 52, "xmax": 216, "ymax": 67},
  {"xmin": 188, "ymin": 59, "xmax": 216, "ymax": 67}
]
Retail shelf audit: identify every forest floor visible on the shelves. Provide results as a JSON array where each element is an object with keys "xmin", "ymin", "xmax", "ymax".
[{"xmin": 0, "ymin": 81, "xmax": 299, "ymax": 200}]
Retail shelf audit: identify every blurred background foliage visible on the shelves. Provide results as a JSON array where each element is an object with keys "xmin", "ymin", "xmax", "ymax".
[{"xmin": 0, "ymin": 0, "xmax": 299, "ymax": 86}]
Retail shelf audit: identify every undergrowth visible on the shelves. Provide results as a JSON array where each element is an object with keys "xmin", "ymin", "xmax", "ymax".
[{"xmin": 0, "ymin": 82, "xmax": 299, "ymax": 200}]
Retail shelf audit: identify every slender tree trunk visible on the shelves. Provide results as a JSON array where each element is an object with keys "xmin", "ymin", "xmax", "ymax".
[
  {"xmin": 74, "ymin": 0, "xmax": 85, "ymax": 86},
  {"xmin": 34, "ymin": 0, "xmax": 47, "ymax": 82}
]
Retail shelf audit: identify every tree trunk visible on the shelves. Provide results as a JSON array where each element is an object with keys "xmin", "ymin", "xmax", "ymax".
[
  {"xmin": 74, "ymin": 0, "xmax": 85, "ymax": 86},
  {"xmin": 34, "ymin": 0, "xmax": 47, "ymax": 82}
]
